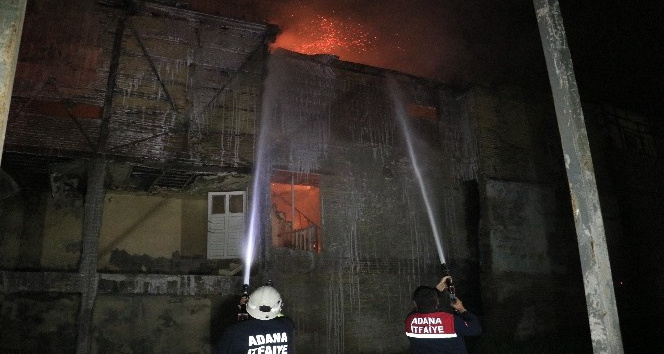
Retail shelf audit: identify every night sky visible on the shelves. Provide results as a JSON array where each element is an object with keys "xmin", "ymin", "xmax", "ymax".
[
  {"xmin": 189, "ymin": 0, "xmax": 663, "ymax": 116},
  {"xmin": 560, "ymin": 1, "xmax": 663, "ymax": 116}
]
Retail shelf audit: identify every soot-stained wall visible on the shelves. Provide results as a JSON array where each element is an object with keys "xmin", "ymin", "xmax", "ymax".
[
  {"xmin": 257, "ymin": 51, "xmax": 478, "ymax": 353},
  {"xmin": 0, "ymin": 292, "xmax": 79, "ymax": 353},
  {"xmin": 581, "ymin": 103, "xmax": 664, "ymax": 352},
  {"xmin": 93, "ymin": 295, "xmax": 213, "ymax": 353},
  {"xmin": 462, "ymin": 86, "xmax": 591, "ymax": 352}
]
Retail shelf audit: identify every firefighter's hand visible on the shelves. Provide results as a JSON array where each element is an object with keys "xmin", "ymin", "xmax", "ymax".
[
  {"xmin": 239, "ymin": 294, "xmax": 249, "ymax": 305},
  {"xmin": 436, "ymin": 276, "xmax": 452, "ymax": 292},
  {"xmin": 451, "ymin": 298, "xmax": 467, "ymax": 313}
]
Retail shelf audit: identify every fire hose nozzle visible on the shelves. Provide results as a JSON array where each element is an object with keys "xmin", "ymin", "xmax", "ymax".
[
  {"xmin": 441, "ymin": 263, "xmax": 450, "ymax": 276},
  {"xmin": 440, "ymin": 263, "xmax": 457, "ymax": 303}
]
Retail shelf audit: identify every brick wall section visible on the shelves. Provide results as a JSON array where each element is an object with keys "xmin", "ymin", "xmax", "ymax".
[{"xmin": 7, "ymin": 1, "xmax": 272, "ymax": 168}]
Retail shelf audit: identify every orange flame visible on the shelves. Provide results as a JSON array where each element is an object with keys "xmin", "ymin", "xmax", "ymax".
[{"xmin": 271, "ymin": 14, "xmax": 374, "ymax": 59}]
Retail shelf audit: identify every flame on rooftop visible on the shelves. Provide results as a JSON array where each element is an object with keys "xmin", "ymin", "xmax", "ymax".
[{"xmin": 270, "ymin": 13, "xmax": 375, "ymax": 60}]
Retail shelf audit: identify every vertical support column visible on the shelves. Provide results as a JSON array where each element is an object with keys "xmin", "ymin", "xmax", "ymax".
[
  {"xmin": 76, "ymin": 12, "xmax": 125, "ymax": 354},
  {"xmin": 76, "ymin": 158, "xmax": 106, "ymax": 354},
  {"xmin": 533, "ymin": 1, "xmax": 623, "ymax": 353},
  {"xmin": 0, "ymin": 0, "xmax": 27, "ymax": 163}
]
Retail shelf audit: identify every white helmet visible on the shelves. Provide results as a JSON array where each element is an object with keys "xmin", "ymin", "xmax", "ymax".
[{"xmin": 246, "ymin": 286, "xmax": 283, "ymax": 320}]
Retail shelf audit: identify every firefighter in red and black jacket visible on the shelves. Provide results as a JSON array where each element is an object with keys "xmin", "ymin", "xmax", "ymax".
[{"xmin": 405, "ymin": 276, "xmax": 482, "ymax": 354}]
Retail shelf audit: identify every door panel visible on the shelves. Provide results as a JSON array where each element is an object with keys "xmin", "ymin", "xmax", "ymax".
[{"xmin": 207, "ymin": 192, "xmax": 245, "ymax": 259}]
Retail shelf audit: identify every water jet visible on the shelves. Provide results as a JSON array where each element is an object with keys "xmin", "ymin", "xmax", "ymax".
[{"xmin": 387, "ymin": 76, "xmax": 447, "ymax": 266}]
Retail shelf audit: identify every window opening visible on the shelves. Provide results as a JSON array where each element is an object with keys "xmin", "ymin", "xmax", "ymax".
[
  {"xmin": 229, "ymin": 194, "xmax": 244, "ymax": 213},
  {"xmin": 407, "ymin": 104, "xmax": 437, "ymax": 122},
  {"xmin": 211, "ymin": 195, "xmax": 226, "ymax": 214},
  {"xmin": 208, "ymin": 191, "xmax": 246, "ymax": 259},
  {"xmin": 270, "ymin": 171, "xmax": 321, "ymax": 253}
]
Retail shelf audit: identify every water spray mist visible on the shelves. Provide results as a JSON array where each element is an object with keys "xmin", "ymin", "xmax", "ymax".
[
  {"xmin": 387, "ymin": 76, "xmax": 447, "ymax": 265},
  {"xmin": 243, "ymin": 136, "xmax": 268, "ymax": 286},
  {"xmin": 387, "ymin": 76, "xmax": 459, "ymax": 305},
  {"xmin": 243, "ymin": 65, "xmax": 278, "ymax": 287}
]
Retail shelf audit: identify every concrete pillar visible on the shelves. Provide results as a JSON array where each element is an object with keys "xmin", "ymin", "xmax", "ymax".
[
  {"xmin": 533, "ymin": 1, "xmax": 624, "ymax": 353},
  {"xmin": 0, "ymin": 0, "xmax": 27, "ymax": 163}
]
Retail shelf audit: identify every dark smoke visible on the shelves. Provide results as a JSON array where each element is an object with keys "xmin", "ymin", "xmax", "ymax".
[
  {"xmin": 187, "ymin": 0, "xmax": 663, "ymax": 115},
  {"xmin": 188, "ymin": 0, "xmax": 547, "ymax": 89}
]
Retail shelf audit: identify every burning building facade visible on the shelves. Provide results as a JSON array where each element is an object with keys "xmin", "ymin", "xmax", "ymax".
[{"xmin": 1, "ymin": 1, "xmax": 662, "ymax": 353}]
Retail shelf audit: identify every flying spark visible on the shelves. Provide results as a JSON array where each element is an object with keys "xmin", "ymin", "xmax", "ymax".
[{"xmin": 273, "ymin": 15, "xmax": 374, "ymax": 57}]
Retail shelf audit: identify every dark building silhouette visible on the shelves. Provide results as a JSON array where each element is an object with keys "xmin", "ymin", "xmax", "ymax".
[{"xmin": 0, "ymin": 1, "xmax": 661, "ymax": 353}]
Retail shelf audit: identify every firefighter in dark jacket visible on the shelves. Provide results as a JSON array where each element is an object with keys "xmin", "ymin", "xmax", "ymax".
[
  {"xmin": 405, "ymin": 276, "xmax": 481, "ymax": 354},
  {"xmin": 217, "ymin": 285, "xmax": 294, "ymax": 354}
]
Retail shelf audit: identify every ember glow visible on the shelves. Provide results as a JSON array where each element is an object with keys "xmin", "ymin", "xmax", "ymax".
[
  {"xmin": 257, "ymin": 0, "xmax": 469, "ymax": 81},
  {"xmin": 272, "ymin": 14, "xmax": 374, "ymax": 58}
]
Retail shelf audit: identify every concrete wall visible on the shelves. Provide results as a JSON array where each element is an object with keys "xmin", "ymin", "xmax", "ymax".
[
  {"xmin": 0, "ymin": 192, "xmax": 32, "ymax": 268},
  {"xmin": 0, "ymin": 189, "xmax": 78, "ymax": 270},
  {"xmin": 0, "ymin": 182, "xmax": 214, "ymax": 273},
  {"xmin": 465, "ymin": 86, "xmax": 591, "ymax": 352},
  {"xmin": 41, "ymin": 191, "xmax": 84, "ymax": 269},
  {"xmin": 0, "ymin": 292, "xmax": 79, "ymax": 353},
  {"xmin": 182, "ymin": 197, "xmax": 209, "ymax": 257},
  {"xmin": 100, "ymin": 193, "xmax": 185, "ymax": 269},
  {"xmin": 582, "ymin": 103, "xmax": 664, "ymax": 352},
  {"xmin": 95, "ymin": 189, "xmax": 257, "ymax": 275},
  {"xmin": 93, "ymin": 295, "xmax": 213, "ymax": 353}
]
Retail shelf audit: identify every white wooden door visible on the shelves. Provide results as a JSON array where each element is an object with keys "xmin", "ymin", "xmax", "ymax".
[{"xmin": 207, "ymin": 191, "xmax": 246, "ymax": 259}]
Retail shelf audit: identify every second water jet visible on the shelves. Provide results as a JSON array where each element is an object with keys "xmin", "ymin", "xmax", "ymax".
[{"xmin": 387, "ymin": 75, "xmax": 447, "ymax": 266}]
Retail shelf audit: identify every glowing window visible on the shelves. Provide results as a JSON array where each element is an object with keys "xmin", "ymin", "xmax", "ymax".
[
  {"xmin": 407, "ymin": 104, "xmax": 438, "ymax": 122},
  {"xmin": 270, "ymin": 171, "xmax": 321, "ymax": 253}
]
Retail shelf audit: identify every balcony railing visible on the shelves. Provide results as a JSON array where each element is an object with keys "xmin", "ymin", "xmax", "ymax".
[{"xmin": 278, "ymin": 225, "xmax": 319, "ymax": 252}]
